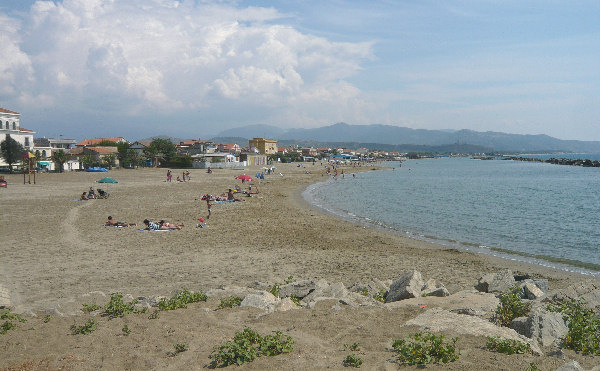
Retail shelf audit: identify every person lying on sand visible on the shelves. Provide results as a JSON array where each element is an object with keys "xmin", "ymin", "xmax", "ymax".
[
  {"xmin": 81, "ymin": 192, "xmax": 89, "ymax": 200},
  {"xmin": 143, "ymin": 219, "xmax": 180, "ymax": 231},
  {"xmin": 105, "ymin": 216, "xmax": 136, "ymax": 227},
  {"xmin": 159, "ymin": 220, "xmax": 183, "ymax": 230}
]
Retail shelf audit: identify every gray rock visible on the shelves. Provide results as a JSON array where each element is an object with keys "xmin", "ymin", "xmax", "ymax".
[
  {"xmin": 0, "ymin": 285, "xmax": 11, "ymax": 308},
  {"xmin": 385, "ymin": 270, "xmax": 424, "ymax": 302},
  {"xmin": 522, "ymin": 281, "xmax": 545, "ymax": 300},
  {"xmin": 274, "ymin": 298, "xmax": 299, "ymax": 312},
  {"xmin": 555, "ymin": 360, "xmax": 584, "ymax": 371},
  {"xmin": 405, "ymin": 307, "xmax": 541, "ymax": 355},
  {"xmin": 475, "ymin": 269, "xmax": 516, "ymax": 293},
  {"xmin": 551, "ymin": 281, "xmax": 600, "ymax": 310},
  {"xmin": 304, "ymin": 282, "xmax": 348, "ymax": 302},
  {"xmin": 279, "ymin": 280, "xmax": 316, "ymax": 299},
  {"xmin": 240, "ymin": 291, "xmax": 279, "ymax": 312},
  {"xmin": 421, "ymin": 279, "xmax": 449, "ymax": 297},
  {"xmin": 509, "ymin": 306, "xmax": 567, "ymax": 347},
  {"xmin": 532, "ymin": 279, "xmax": 549, "ymax": 294}
]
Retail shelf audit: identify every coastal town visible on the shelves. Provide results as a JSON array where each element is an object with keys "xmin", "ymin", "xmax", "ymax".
[{"xmin": 1, "ymin": 108, "xmax": 407, "ymax": 174}]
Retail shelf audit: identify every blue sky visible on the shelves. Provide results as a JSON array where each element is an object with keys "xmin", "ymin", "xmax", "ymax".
[{"xmin": 1, "ymin": 0, "xmax": 598, "ymax": 141}]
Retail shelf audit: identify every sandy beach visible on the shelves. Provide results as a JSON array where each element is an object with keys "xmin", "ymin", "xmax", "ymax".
[{"xmin": 1, "ymin": 163, "xmax": 598, "ymax": 370}]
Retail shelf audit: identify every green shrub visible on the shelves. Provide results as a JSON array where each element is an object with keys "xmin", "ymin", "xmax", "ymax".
[
  {"xmin": 269, "ymin": 284, "xmax": 280, "ymax": 298},
  {"xmin": 70, "ymin": 319, "xmax": 96, "ymax": 335},
  {"xmin": 344, "ymin": 342, "xmax": 360, "ymax": 351},
  {"xmin": 218, "ymin": 296, "xmax": 243, "ymax": 309},
  {"xmin": 148, "ymin": 310, "xmax": 160, "ymax": 320},
  {"xmin": 343, "ymin": 353, "xmax": 363, "ymax": 368},
  {"xmin": 360, "ymin": 287, "xmax": 369, "ymax": 297},
  {"xmin": 1, "ymin": 321, "xmax": 15, "ymax": 335},
  {"xmin": 495, "ymin": 285, "xmax": 531, "ymax": 326},
  {"xmin": 373, "ymin": 289, "xmax": 387, "ymax": 303},
  {"xmin": 285, "ymin": 276, "xmax": 294, "ymax": 284},
  {"xmin": 549, "ymin": 298, "xmax": 600, "ymax": 354},
  {"xmin": 122, "ymin": 324, "xmax": 131, "ymax": 336},
  {"xmin": 158, "ymin": 288, "xmax": 207, "ymax": 311},
  {"xmin": 173, "ymin": 343, "xmax": 189, "ymax": 353},
  {"xmin": 210, "ymin": 327, "xmax": 293, "ymax": 367},
  {"xmin": 82, "ymin": 303, "xmax": 102, "ymax": 313},
  {"xmin": 290, "ymin": 294, "xmax": 302, "ymax": 306},
  {"xmin": 392, "ymin": 331, "xmax": 460, "ymax": 365},
  {"xmin": 486, "ymin": 336, "xmax": 531, "ymax": 354},
  {"xmin": 43, "ymin": 315, "xmax": 51, "ymax": 323},
  {"xmin": 103, "ymin": 293, "xmax": 145, "ymax": 318},
  {"xmin": 0, "ymin": 310, "xmax": 26, "ymax": 322}
]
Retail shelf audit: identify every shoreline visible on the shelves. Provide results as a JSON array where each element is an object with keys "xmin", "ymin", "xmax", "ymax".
[{"xmin": 1, "ymin": 163, "xmax": 599, "ymax": 370}]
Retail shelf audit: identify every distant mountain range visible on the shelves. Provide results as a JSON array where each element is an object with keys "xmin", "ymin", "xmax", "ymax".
[{"xmin": 215, "ymin": 123, "xmax": 600, "ymax": 153}]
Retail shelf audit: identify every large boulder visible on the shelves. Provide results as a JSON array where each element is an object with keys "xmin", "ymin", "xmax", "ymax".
[
  {"xmin": 509, "ymin": 306, "xmax": 568, "ymax": 347},
  {"xmin": 240, "ymin": 291, "xmax": 279, "ymax": 312},
  {"xmin": 521, "ymin": 281, "xmax": 545, "ymax": 300},
  {"xmin": 555, "ymin": 360, "xmax": 584, "ymax": 371},
  {"xmin": 303, "ymin": 281, "xmax": 348, "ymax": 303},
  {"xmin": 475, "ymin": 269, "xmax": 516, "ymax": 293},
  {"xmin": 421, "ymin": 279, "xmax": 450, "ymax": 297},
  {"xmin": 405, "ymin": 307, "xmax": 541, "ymax": 355},
  {"xmin": 279, "ymin": 280, "xmax": 317, "ymax": 299},
  {"xmin": 551, "ymin": 281, "xmax": 600, "ymax": 310},
  {"xmin": 385, "ymin": 270, "xmax": 424, "ymax": 303}
]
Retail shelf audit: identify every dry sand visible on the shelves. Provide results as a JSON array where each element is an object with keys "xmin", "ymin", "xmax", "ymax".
[{"xmin": 0, "ymin": 163, "xmax": 598, "ymax": 370}]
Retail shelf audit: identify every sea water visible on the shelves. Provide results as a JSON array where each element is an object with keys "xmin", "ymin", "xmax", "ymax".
[{"xmin": 304, "ymin": 157, "xmax": 600, "ymax": 276}]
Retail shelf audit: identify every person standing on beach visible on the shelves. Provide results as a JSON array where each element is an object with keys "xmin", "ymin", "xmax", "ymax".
[
  {"xmin": 167, "ymin": 170, "xmax": 172, "ymax": 182},
  {"xmin": 206, "ymin": 199, "xmax": 212, "ymax": 219}
]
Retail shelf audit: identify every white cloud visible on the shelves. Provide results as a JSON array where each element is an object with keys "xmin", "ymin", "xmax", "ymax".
[{"xmin": 2, "ymin": 0, "xmax": 372, "ymax": 128}]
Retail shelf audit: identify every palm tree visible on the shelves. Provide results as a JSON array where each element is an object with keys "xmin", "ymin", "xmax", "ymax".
[{"xmin": 51, "ymin": 149, "xmax": 67, "ymax": 173}]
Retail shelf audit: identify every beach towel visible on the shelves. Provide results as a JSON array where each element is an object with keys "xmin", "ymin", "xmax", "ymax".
[
  {"xmin": 214, "ymin": 200, "xmax": 240, "ymax": 203},
  {"xmin": 138, "ymin": 229, "xmax": 175, "ymax": 232}
]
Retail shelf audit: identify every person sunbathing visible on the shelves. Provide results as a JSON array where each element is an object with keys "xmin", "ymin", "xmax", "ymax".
[
  {"xmin": 81, "ymin": 192, "xmax": 89, "ymax": 200},
  {"xmin": 143, "ymin": 219, "xmax": 178, "ymax": 230},
  {"xmin": 159, "ymin": 220, "xmax": 183, "ymax": 230},
  {"xmin": 105, "ymin": 216, "xmax": 136, "ymax": 227}
]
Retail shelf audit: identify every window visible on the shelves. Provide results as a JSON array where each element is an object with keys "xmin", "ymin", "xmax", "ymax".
[
  {"xmin": 42, "ymin": 150, "xmax": 47, "ymax": 159},
  {"xmin": 25, "ymin": 137, "xmax": 30, "ymax": 147},
  {"xmin": 12, "ymin": 122, "xmax": 16, "ymax": 130},
  {"xmin": 4, "ymin": 121, "xmax": 8, "ymax": 129}
]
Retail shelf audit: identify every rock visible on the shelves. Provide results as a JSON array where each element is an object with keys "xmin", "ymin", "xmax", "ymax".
[
  {"xmin": 405, "ymin": 307, "xmax": 541, "ymax": 355},
  {"xmin": 508, "ymin": 306, "xmax": 567, "ymax": 347},
  {"xmin": 274, "ymin": 298, "xmax": 299, "ymax": 312},
  {"xmin": 240, "ymin": 291, "xmax": 279, "ymax": 312},
  {"xmin": 475, "ymin": 269, "xmax": 515, "ymax": 293},
  {"xmin": 421, "ymin": 279, "xmax": 450, "ymax": 297},
  {"xmin": 522, "ymin": 281, "xmax": 545, "ymax": 300},
  {"xmin": 555, "ymin": 360, "xmax": 584, "ymax": 371},
  {"xmin": 532, "ymin": 279, "xmax": 549, "ymax": 294},
  {"xmin": 551, "ymin": 281, "xmax": 600, "ymax": 310},
  {"xmin": 385, "ymin": 270, "xmax": 424, "ymax": 302},
  {"xmin": 304, "ymin": 282, "xmax": 348, "ymax": 303},
  {"xmin": 279, "ymin": 280, "xmax": 316, "ymax": 299}
]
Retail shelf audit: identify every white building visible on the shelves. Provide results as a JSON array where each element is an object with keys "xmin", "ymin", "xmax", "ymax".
[{"xmin": 0, "ymin": 108, "xmax": 35, "ymax": 167}]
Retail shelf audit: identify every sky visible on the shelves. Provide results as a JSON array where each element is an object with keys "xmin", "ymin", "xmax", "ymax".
[{"xmin": 1, "ymin": 0, "xmax": 599, "ymax": 141}]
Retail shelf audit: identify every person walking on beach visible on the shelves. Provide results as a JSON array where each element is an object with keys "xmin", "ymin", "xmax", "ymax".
[{"xmin": 206, "ymin": 199, "xmax": 212, "ymax": 219}]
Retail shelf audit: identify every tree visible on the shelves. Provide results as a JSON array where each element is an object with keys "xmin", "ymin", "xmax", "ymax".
[
  {"xmin": 52, "ymin": 149, "xmax": 67, "ymax": 173},
  {"xmin": 0, "ymin": 135, "xmax": 26, "ymax": 172},
  {"xmin": 103, "ymin": 154, "xmax": 116, "ymax": 169},
  {"xmin": 81, "ymin": 154, "xmax": 96, "ymax": 169},
  {"xmin": 127, "ymin": 149, "xmax": 143, "ymax": 168},
  {"xmin": 116, "ymin": 142, "xmax": 131, "ymax": 166},
  {"xmin": 144, "ymin": 138, "xmax": 176, "ymax": 167}
]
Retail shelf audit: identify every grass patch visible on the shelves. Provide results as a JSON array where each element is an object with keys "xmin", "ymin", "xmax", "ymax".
[
  {"xmin": 103, "ymin": 293, "xmax": 146, "ymax": 318},
  {"xmin": 158, "ymin": 288, "xmax": 207, "ymax": 311},
  {"xmin": 373, "ymin": 289, "xmax": 387, "ymax": 303},
  {"xmin": 392, "ymin": 331, "xmax": 460, "ymax": 365},
  {"xmin": 210, "ymin": 327, "xmax": 293, "ymax": 367},
  {"xmin": 495, "ymin": 285, "xmax": 531, "ymax": 327},
  {"xmin": 486, "ymin": 336, "xmax": 531, "ymax": 354},
  {"xmin": 82, "ymin": 303, "xmax": 102, "ymax": 313}
]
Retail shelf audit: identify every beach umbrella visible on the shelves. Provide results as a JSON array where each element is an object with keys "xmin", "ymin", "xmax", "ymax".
[
  {"xmin": 97, "ymin": 177, "xmax": 118, "ymax": 183},
  {"xmin": 235, "ymin": 174, "xmax": 252, "ymax": 181}
]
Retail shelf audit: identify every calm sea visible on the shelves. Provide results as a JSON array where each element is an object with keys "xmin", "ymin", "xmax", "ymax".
[{"xmin": 303, "ymin": 157, "xmax": 600, "ymax": 276}]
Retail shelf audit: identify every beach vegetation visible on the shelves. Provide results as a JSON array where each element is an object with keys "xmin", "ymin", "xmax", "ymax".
[
  {"xmin": 392, "ymin": 331, "xmax": 460, "ymax": 365},
  {"xmin": 1, "ymin": 320, "xmax": 16, "ymax": 334},
  {"xmin": 495, "ymin": 285, "xmax": 531, "ymax": 327},
  {"xmin": 122, "ymin": 324, "xmax": 131, "ymax": 336},
  {"xmin": 81, "ymin": 303, "xmax": 102, "ymax": 313},
  {"xmin": 485, "ymin": 336, "xmax": 531, "ymax": 354},
  {"xmin": 549, "ymin": 298, "xmax": 600, "ymax": 354},
  {"xmin": 43, "ymin": 315, "xmax": 51, "ymax": 323},
  {"xmin": 70, "ymin": 319, "xmax": 96, "ymax": 335},
  {"xmin": 527, "ymin": 362, "xmax": 540, "ymax": 371},
  {"xmin": 359, "ymin": 287, "xmax": 369, "ymax": 297},
  {"xmin": 343, "ymin": 353, "xmax": 363, "ymax": 368},
  {"xmin": 209, "ymin": 328, "xmax": 293, "ymax": 367},
  {"xmin": 148, "ymin": 310, "xmax": 160, "ymax": 319},
  {"xmin": 157, "ymin": 288, "xmax": 207, "ymax": 311},
  {"xmin": 290, "ymin": 294, "xmax": 302, "ymax": 306},
  {"xmin": 173, "ymin": 343, "xmax": 188, "ymax": 353},
  {"xmin": 0, "ymin": 309, "xmax": 26, "ymax": 323},
  {"xmin": 268, "ymin": 283, "xmax": 280, "ymax": 298},
  {"xmin": 103, "ymin": 293, "xmax": 145, "ymax": 318},
  {"xmin": 218, "ymin": 296, "xmax": 243, "ymax": 309},
  {"xmin": 373, "ymin": 289, "xmax": 387, "ymax": 303},
  {"xmin": 344, "ymin": 342, "xmax": 361, "ymax": 351}
]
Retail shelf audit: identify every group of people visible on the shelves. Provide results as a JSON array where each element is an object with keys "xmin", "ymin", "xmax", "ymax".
[
  {"xmin": 81, "ymin": 187, "xmax": 108, "ymax": 200},
  {"xmin": 167, "ymin": 170, "xmax": 190, "ymax": 183}
]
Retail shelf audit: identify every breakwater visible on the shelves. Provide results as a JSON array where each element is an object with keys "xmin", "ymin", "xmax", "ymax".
[{"xmin": 504, "ymin": 157, "xmax": 600, "ymax": 167}]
